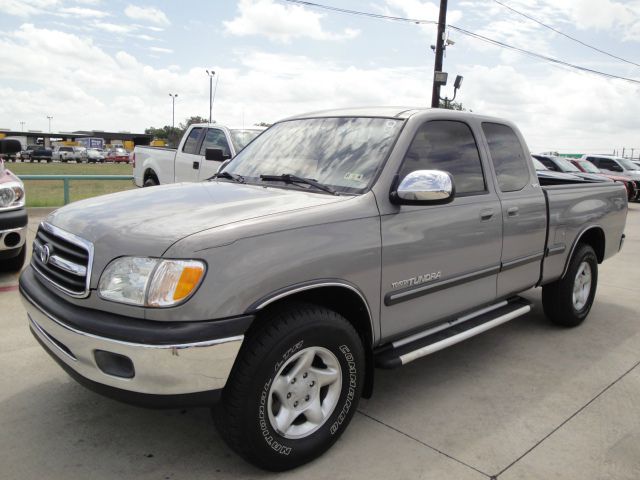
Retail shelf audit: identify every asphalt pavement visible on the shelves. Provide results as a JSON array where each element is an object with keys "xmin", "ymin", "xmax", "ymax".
[{"xmin": 1, "ymin": 205, "xmax": 638, "ymax": 479}]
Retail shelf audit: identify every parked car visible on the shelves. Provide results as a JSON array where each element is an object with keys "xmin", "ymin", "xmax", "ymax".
[
  {"xmin": 533, "ymin": 155, "xmax": 611, "ymax": 183},
  {"xmin": 19, "ymin": 108, "xmax": 628, "ymax": 471},
  {"xmin": 29, "ymin": 145, "xmax": 53, "ymax": 163},
  {"xmin": 20, "ymin": 145, "xmax": 38, "ymax": 162},
  {"xmin": 133, "ymin": 124, "xmax": 264, "ymax": 186},
  {"xmin": 532, "ymin": 157, "xmax": 587, "ymax": 185},
  {"xmin": 569, "ymin": 158, "xmax": 638, "ymax": 201},
  {"xmin": 0, "ymin": 139, "xmax": 28, "ymax": 272},
  {"xmin": 106, "ymin": 148, "xmax": 130, "ymax": 163},
  {"xmin": 582, "ymin": 155, "xmax": 640, "ymax": 197},
  {"xmin": 73, "ymin": 146, "xmax": 87, "ymax": 162},
  {"xmin": 52, "ymin": 146, "xmax": 76, "ymax": 162},
  {"xmin": 86, "ymin": 148, "xmax": 106, "ymax": 163}
]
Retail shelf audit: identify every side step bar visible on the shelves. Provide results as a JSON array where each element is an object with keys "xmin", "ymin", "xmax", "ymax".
[{"xmin": 375, "ymin": 297, "xmax": 532, "ymax": 369}]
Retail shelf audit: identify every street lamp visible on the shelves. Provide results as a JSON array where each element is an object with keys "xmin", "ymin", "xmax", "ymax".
[
  {"xmin": 205, "ymin": 69, "xmax": 215, "ymax": 124},
  {"xmin": 19, "ymin": 121, "xmax": 25, "ymax": 131},
  {"xmin": 46, "ymin": 115, "xmax": 53, "ymax": 133},
  {"xmin": 168, "ymin": 93, "xmax": 178, "ymax": 147},
  {"xmin": 439, "ymin": 74, "xmax": 463, "ymax": 109}
]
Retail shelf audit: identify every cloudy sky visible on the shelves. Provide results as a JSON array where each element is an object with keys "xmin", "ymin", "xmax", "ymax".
[{"xmin": 1, "ymin": 0, "xmax": 639, "ymax": 153}]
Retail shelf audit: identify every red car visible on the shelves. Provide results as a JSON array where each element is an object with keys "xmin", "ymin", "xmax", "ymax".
[
  {"xmin": 106, "ymin": 148, "xmax": 130, "ymax": 163},
  {"xmin": 570, "ymin": 158, "xmax": 637, "ymax": 201}
]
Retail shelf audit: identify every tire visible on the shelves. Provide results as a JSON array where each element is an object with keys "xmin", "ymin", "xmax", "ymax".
[
  {"xmin": 542, "ymin": 244, "xmax": 598, "ymax": 327},
  {"xmin": 143, "ymin": 177, "xmax": 158, "ymax": 187},
  {"xmin": 215, "ymin": 303, "xmax": 365, "ymax": 471},
  {"xmin": 0, "ymin": 245, "xmax": 27, "ymax": 273}
]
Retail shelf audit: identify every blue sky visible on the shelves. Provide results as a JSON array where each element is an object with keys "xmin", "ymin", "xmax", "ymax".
[{"xmin": 1, "ymin": 0, "xmax": 639, "ymax": 153}]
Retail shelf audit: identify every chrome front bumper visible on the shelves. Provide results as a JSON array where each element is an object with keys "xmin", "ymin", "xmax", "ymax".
[{"xmin": 22, "ymin": 293, "xmax": 244, "ymax": 396}]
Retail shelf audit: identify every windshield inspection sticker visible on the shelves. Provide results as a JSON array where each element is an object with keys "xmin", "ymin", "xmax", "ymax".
[{"xmin": 344, "ymin": 172, "xmax": 365, "ymax": 183}]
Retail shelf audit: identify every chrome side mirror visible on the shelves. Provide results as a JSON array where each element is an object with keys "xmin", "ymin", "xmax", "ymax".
[{"xmin": 391, "ymin": 170, "xmax": 455, "ymax": 205}]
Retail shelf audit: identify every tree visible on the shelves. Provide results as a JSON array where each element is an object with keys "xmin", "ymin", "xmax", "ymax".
[
  {"xmin": 254, "ymin": 122, "xmax": 272, "ymax": 127},
  {"xmin": 178, "ymin": 116, "xmax": 208, "ymax": 131},
  {"xmin": 438, "ymin": 100, "xmax": 469, "ymax": 111}
]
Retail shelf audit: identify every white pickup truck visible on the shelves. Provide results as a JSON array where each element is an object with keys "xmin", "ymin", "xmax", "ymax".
[{"xmin": 133, "ymin": 123, "xmax": 263, "ymax": 187}]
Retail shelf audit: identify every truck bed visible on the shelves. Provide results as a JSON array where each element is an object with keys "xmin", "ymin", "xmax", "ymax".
[{"xmin": 540, "ymin": 182, "xmax": 627, "ymax": 284}]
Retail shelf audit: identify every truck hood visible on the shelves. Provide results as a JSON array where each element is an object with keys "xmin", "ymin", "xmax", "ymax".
[{"xmin": 46, "ymin": 181, "xmax": 349, "ymax": 258}]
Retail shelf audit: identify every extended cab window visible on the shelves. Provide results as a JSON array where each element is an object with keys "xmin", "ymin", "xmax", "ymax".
[
  {"xmin": 182, "ymin": 127, "xmax": 203, "ymax": 154},
  {"xmin": 538, "ymin": 158, "xmax": 557, "ymax": 171},
  {"xmin": 200, "ymin": 129, "xmax": 230, "ymax": 157},
  {"xmin": 399, "ymin": 120, "xmax": 486, "ymax": 195},
  {"xmin": 599, "ymin": 159, "xmax": 622, "ymax": 171},
  {"xmin": 483, "ymin": 123, "xmax": 530, "ymax": 192}
]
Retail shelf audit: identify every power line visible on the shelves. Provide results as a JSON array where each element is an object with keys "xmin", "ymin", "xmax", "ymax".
[
  {"xmin": 282, "ymin": 0, "xmax": 640, "ymax": 85},
  {"xmin": 448, "ymin": 25, "xmax": 640, "ymax": 84},
  {"xmin": 491, "ymin": 0, "xmax": 640, "ymax": 69}
]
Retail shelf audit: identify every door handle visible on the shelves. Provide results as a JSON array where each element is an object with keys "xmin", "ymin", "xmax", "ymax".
[
  {"xmin": 507, "ymin": 206, "xmax": 519, "ymax": 217},
  {"xmin": 192, "ymin": 161, "xmax": 200, "ymax": 170},
  {"xmin": 480, "ymin": 209, "xmax": 494, "ymax": 221}
]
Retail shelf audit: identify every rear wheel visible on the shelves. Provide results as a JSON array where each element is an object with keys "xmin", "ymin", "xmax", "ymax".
[
  {"xmin": 542, "ymin": 244, "xmax": 598, "ymax": 327},
  {"xmin": 214, "ymin": 303, "xmax": 365, "ymax": 471}
]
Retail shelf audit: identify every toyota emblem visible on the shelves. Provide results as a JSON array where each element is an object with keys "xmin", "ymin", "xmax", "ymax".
[{"xmin": 40, "ymin": 244, "xmax": 51, "ymax": 264}]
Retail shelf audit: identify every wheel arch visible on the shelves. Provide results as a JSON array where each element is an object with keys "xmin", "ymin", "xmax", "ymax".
[
  {"xmin": 143, "ymin": 168, "xmax": 159, "ymax": 182},
  {"xmin": 246, "ymin": 281, "xmax": 376, "ymax": 398},
  {"xmin": 561, "ymin": 226, "xmax": 605, "ymax": 278}
]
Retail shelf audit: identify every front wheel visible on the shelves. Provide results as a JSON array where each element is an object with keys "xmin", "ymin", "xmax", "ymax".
[
  {"xmin": 542, "ymin": 244, "xmax": 598, "ymax": 327},
  {"xmin": 215, "ymin": 304, "xmax": 365, "ymax": 471}
]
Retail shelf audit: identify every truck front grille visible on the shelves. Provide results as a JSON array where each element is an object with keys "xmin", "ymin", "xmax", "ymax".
[{"xmin": 32, "ymin": 223, "xmax": 93, "ymax": 298}]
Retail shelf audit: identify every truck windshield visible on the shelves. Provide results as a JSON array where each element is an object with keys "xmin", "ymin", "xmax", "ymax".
[
  {"xmin": 577, "ymin": 160, "xmax": 600, "ymax": 173},
  {"xmin": 618, "ymin": 158, "xmax": 640, "ymax": 171},
  {"xmin": 555, "ymin": 157, "xmax": 581, "ymax": 172},
  {"xmin": 229, "ymin": 129, "xmax": 262, "ymax": 152},
  {"xmin": 224, "ymin": 117, "xmax": 403, "ymax": 194}
]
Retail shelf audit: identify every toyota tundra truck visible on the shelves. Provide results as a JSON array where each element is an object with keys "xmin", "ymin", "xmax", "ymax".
[{"xmin": 19, "ymin": 108, "xmax": 627, "ymax": 471}]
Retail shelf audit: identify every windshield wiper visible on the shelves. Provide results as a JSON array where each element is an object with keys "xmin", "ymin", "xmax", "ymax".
[
  {"xmin": 209, "ymin": 171, "xmax": 245, "ymax": 183},
  {"xmin": 260, "ymin": 174, "xmax": 337, "ymax": 195}
]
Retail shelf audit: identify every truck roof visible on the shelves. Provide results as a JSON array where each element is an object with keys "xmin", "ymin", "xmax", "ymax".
[
  {"xmin": 188, "ymin": 123, "xmax": 265, "ymax": 131},
  {"xmin": 282, "ymin": 106, "xmax": 508, "ymax": 124}
]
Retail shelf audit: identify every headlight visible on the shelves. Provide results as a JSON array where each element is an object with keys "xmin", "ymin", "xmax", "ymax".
[
  {"xmin": 0, "ymin": 181, "xmax": 25, "ymax": 210},
  {"xmin": 98, "ymin": 257, "xmax": 206, "ymax": 307}
]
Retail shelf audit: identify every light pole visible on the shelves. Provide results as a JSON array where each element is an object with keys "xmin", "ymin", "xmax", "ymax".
[
  {"xmin": 46, "ymin": 116, "xmax": 53, "ymax": 133},
  {"xmin": 168, "ymin": 93, "xmax": 178, "ymax": 147},
  {"xmin": 19, "ymin": 121, "xmax": 25, "ymax": 131},
  {"xmin": 205, "ymin": 70, "xmax": 216, "ymax": 123},
  {"xmin": 439, "ymin": 75, "xmax": 463, "ymax": 109}
]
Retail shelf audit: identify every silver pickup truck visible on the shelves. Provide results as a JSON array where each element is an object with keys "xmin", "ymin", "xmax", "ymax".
[{"xmin": 19, "ymin": 108, "xmax": 627, "ymax": 471}]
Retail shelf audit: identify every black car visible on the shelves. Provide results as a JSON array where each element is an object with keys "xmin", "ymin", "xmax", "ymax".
[
  {"xmin": 532, "ymin": 157, "xmax": 588, "ymax": 185},
  {"xmin": 21, "ymin": 144, "xmax": 52, "ymax": 163},
  {"xmin": 533, "ymin": 155, "xmax": 611, "ymax": 183}
]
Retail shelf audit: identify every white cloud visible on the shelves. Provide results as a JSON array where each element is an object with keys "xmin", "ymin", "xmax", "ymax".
[
  {"xmin": 0, "ymin": 23, "xmax": 638, "ymax": 153},
  {"xmin": 224, "ymin": 0, "xmax": 360, "ymax": 43},
  {"xmin": 59, "ymin": 6, "xmax": 109, "ymax": 18},
  {"xmin": 0, "ymin": 0, "xmax": 58, "ymax": 17},
  {"xmin": 149, "ymin": 46, "xmax": 173, "ymax": 54},
  {"xmin": 124, "ymin": 4, "xmax": 170, "ymax": 27}
]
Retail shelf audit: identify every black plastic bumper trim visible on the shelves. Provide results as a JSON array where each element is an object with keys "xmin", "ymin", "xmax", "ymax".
[
  {"xmin": 20, "ymin": 266, "xmax": 253, "ymax": 346},
  {"xmin": 0, "ymin": 207, "xmax": 27, "ymax": 231}
]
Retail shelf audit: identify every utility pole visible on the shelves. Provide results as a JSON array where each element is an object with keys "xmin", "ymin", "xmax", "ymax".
[
  {"xmin": 431, "ymin": 0, "xmax": 448, "ymax": 108},
  {"xmin": 46, "ymin": 115, "xmax": 53, "ymax": 133},
  {"xmin": 206, "ymin": 70, "xmax": 215, "ymax": 123}
]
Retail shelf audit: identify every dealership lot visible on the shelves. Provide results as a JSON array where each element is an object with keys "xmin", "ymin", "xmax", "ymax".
[{"xmin": 0, "ymin": 205, "xmax": 638, "ymax": 479}]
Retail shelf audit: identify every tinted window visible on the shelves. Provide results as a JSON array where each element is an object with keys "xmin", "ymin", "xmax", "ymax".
[
  {"xmin": 200, "ymin": 129, "xmax": 230, "ymax": 156},
  {"xmin": 599, "ymin": 159, "xmax": 621, "ymax": 171},
  {"xmin": 182, "ymin": 127, "xmax": 203, "ymax": 154},
  {"xmin": 483, "ymin": 123, "xmax": 530, "ymax": 192},
  {"xmin": 538, "ymin": 158, "xmax": 557, "ymax": 171},
  {"xmin": 399, "ymin": 120, "xmax": 486, "ymax": 195}
]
